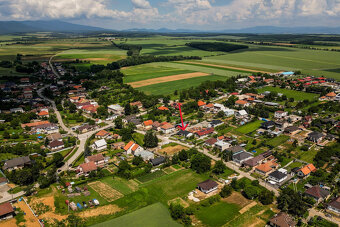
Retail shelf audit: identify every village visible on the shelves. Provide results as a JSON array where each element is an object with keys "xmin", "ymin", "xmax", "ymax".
[{"xmin": 0, "ymin": 59, "xmax": 339, "ymax": 227}]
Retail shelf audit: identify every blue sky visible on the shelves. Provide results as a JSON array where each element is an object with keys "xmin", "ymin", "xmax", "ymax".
[{"xmin": 1, "ymin": 0, "xmax": 340, "ymax": 30}]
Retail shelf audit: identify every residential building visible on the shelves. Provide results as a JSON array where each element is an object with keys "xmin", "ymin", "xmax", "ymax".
[
  {"xmin": 47, "ymin": 132, "xmax": 62, "ymax": 141},
  {"xmin": 269, "ymin": 212, "xmax": 296, "ymax": 227},
  {"xmin": 108, "ymin": 104, "xmax": 123, "ymax": 115},
  {"xmin": 150, "ymin": 156, "xmax": 166, "ymax": 166},
  {"xmin": 85, "ymin": 154, "xmax": 106, "ymax": 167},
  {"xmin": 95, "ymin": 130, "xmax": 110, "ymax": 139},
  {"xmin": 224, "ymin": 109, "xmax": 235, "ymax": 117},
  {"xmin": 327, "ymin": 196, "xmax": 340, "ymax": 215},
  {"xmin": 160, "ymin": 123, "xmax": 175, "ymax": 134},
  {"xmin": 297, "ymin": 164, "xmax": 317, "ymax": 177},
  {"xmin": 94, "ymin": 139, "xmax": 107, "ymax": 151},
  {"xmin": 226, "ymin": 145, "xmax": 245, "ymax": 154},
  {"xmin": 235, "ymin": 100, "xmax": 249, "ymax": 107},
  {"xmin": 177, "ymin": 130, "xmax": 193, "ymax": 138},
  {"xmin": 214, "ymin": 141, "xmax": 231, "ymax": 151},
  {"xmin": 307, "ymin": 131, "xmax": 324, "ymax": 143},
  {"xmin": 235, "ymin": 110, "xmax": 248, "ymax": 118},
  {"xmin": 274, "ymin": 111, "xmax": 288, "ymax": 119},
  {"xmin": 284, "ymin": 126, "xmax": 301, "ymax": 135},
  {"xmin": 197, "ymin": 179, "xmax": 218, "ymax": 194},
  {"xmin": 195, "ymin": 128, "xmax": 214, "ymax": 138},
  {"xmin": 0, "ymin": 202, "xmax": 15, "ymax": 220},
  {"xmin": 3, "ymin": 156, "xmax": 31, "ymax": 171},
  {"xmin": 124, "ymin": 115, "xmax": 141, "ymax": 126},
  {"xmin": 304, "ymin": 186, "xmax": 330, "ymax": 203},
  {"xmin": 209, "ymin": 120, "xmax": 223, "ymax": 128},
  {"xmin": 143, "ymin": 120, "xmax": 153, "ymax": 130},
  {"xmin": 233, "ymin": 151, "xmax": 253, "ymax": 164},
  {"xmin": 205, "ymin": 138, "xmax": 217, "ymax": 147},
  {"xmin": 134, "ymin": 150, "xmax": 154, "ymax": 161},
  {"xmin": 261, "ymin": 121, "xmax": 275, "ymax": 130},
  {"xmin": 255, "ymin": 160, "xmax": 278, "ymax": 175},
  {"xmin": 268, "ymin": 170, "xmax": 287, "ymax": 184},
  {"xmin": 77, "ymin": 162, "xmax": 97, "ymax": 176},
  {"xmin": 48, "ymin": 140, "xmax": 64, "ymax": 151},
  {"xmin": 124, "ymin": 141, "xmax": 135, "ymax": 154}
]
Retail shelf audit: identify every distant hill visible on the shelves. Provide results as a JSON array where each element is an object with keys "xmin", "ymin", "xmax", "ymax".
[{"xmin": 0, "ymin": 20, "xmax": 106, "ymax": 34}]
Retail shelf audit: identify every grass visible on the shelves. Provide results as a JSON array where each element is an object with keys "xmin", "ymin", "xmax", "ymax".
[
  {"xmin": 298, "ymin": 148, "xmax": 318, "ymax": 163},
  {"xmin": 266, "ymin": 135, "xmax": 290, "ymax": 147},
  {"xmin": 137, "ymin": 74, "xmax": 227, "ymax": 95},
  {"xmin": 133, "ymin": 133, "xmax": 145, "ymax": 146},
  {"xmin": 100, "ymin": 177, "xmax": 136, "ymax": 195},
  {"xmin": 287, "ymin": 162, "xmax": 303, "ymax": 170},
  {"xmin": 0, "ymin": 153, "xmax": 18, "ymax": 161},
  {"xmin": 8, "ymin": 186, "xmax": 24, "ymax": 194},
  {"xmin": 236, "ymin": 120, "xmax": 264, "ymax": 134},
  {"xmin": 196, "ymin": 201, "xmax": 240, "ymax": 227},
  {"xmin": 136, "ymin": 170, "xmax": 166, "ymax": 183},
  {"xmin": 124, "ymin": 69, "xmax": 194, "ymax": 83},
  {"xmin": 92, "ymin": 202, "xmax": 181, "ymax": 227},
  {"xmin": 257, "ymin": 87, "xmax": 319, "ymax": 101},
  {"xmin": 227, "ymin": 204, "xmax": 265, "ymax": 227}
]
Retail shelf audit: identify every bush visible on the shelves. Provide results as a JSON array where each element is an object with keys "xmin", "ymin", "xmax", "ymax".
[{"xmin": 220, "ymin": 185, "xmax": 233, "ymax": 198}]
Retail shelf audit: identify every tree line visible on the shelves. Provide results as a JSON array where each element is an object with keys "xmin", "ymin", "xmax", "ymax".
[{"xmin": 185, "ymin": 42, "xmax": 248, "ymax": 52}]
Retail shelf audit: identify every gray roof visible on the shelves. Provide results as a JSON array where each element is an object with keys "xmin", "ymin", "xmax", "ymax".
[
  {"xmin": 233, "ymin": 151, "xmax": 253, "ymax": 161},
  {"xmin": 226, "ymin": 146, "xmax": 245, "ymax": 153},
  {"xmin": 3, "ymin": 156, "xmax": 31, "ymax": 170},
  {"xmin": 269, "ymin": 170, "xmax": 287, "ymax": 180},
  {"xmin": 308, "ymin": 131, "xmax": 324, "ymax": 139}
]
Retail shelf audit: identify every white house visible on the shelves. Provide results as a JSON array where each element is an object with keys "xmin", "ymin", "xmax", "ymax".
[
  {"xmin": 85, "ymin": 154, "xmax": 106, "ymax": 167},
  {"xmin": 94, "ymin": 139, "xmax": 107, "ymax": 151},
  {"xmin": 197, "ymin": 179, "xmax": 218, "ymax": 194},
  {"xmin": 214, "ymin": 141, "xmax": 231, "ymax": 151},
  {"xmin": 274, "ymin": 111, "xmax": 288, "ymax": 119},
  {"xmin": 108, "ymin": 104, "xmax": 124, "ymax": 115},
  {"xmin": 235, "ymin": 110, "xmax": 248, "ymax": 118},
  {"xmin": 268, "ymin": 170, "xmax": 288, "ymax": 184},
  {"xmin": 160, "ymin": 123, "xmax": 175, "ymax": 134},
  {"xmin": 134, "ymin": 150, "xmax": 154, "ymax": 161},
  {"xmin": 224, "ymin": 109, "xmax": 235, "ymax": 117},
  {"xmin": 124, "ymin": 141, "xmax": 144, "ymax": 155}
]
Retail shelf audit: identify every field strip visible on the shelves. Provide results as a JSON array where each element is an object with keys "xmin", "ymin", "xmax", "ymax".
[
  {"xmin": 88, "ymin": 181, "xmax": 123, "ymax": 202},
  {"xmin": 178, "ymin": 61, "xmax": 272, "ymax": 74},
  {"xmin": 128, "ymin": 72, "xmax": 210, "ymax": 88},
  {"xmin": 238, "ymin": 201, "xmax": 257, "ymax": 214}
]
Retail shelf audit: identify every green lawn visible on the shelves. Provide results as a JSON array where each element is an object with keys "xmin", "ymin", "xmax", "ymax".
[
  {"xmin": 92, "ymin": 203, "xmax": 181, "ymax": 227},
  {"xmin": 124, "ymin": 69, "xmax": 195, "ymax": 83},
  {"xmin": 287, "ymin": 162, "xmax": 303, "ymax": 170},
  {"xmin": 298, "ymin": 148, "xmax": 318, "ymax": 163},
  {"xmin": 136, "ymin": 170, "xmax": 167, "ymax": 183},
  {"xmin": 100, "ymin": 177, "xmax": 136, "ymax": 195},
  {"xmin": 257, "ymin": 87, "xmax": 319, "ymax": 101},
  {"xmin": 236, "ymin": 120, "xmax": 264, "ymax": 134},
  {"xmin": 266, "ymin": 135, "xmax": 290, "ymax": 147},
  {"xmin": 133, "ymin": 133, "xmax": 145, "ymax": 146},
  {"xmin": 196, "ymin": 201, "xmax": 240, "ymax": 227}
]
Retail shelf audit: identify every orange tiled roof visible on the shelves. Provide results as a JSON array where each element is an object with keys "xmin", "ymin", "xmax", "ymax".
[
  {"xmin": 124, "ymin": 141, "xmax": 135, "ymax": 151},
  {"xmin": 131, "ymin": 144, "xmax": 139, "ymax": 151},
  {"xmin": 235, "ymin": 100, "xmax": 248, "ymax": 105},
  {"xmin": 326, "ymin": 92, "xmax": 336, "ymax": 97},
  {"xmin": 143, "ymin": 120, "xmax": 153, "ymax": 126},
  {"xmin": 21, "ymin": 121, "xmax": 50, "ymax": 128},
  {"xmin": 198, "ymin": 100, "xmax": 206, "ymax": 107},
  {"xmin": 205, "ymin": 103, "xmax": 214, "ymax": 108},
  {"xmin": 256, "ymin": 162, "xmax": 273, "ymax": 173},
  {"xmin": 96, "ymin": 130, "xmax": 109, "ymax": 137},
  {"xmin": 38, "ymin": 111, "xmax": 49, "ymax": 116},
  {"xmin": 161, "ymin": 123, "xmax": 174, "ymax": 130},
  {"xmin": 158, "ymin": 106, "xmax": 169, "ymax": 111}
]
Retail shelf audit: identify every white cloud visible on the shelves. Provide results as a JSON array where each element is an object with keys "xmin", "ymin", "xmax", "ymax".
[{"xmin": 131, "ymin": 0, "xmax": 152, "ymax": 9}]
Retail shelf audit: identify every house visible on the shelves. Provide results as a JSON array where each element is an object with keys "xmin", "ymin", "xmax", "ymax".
[
  {"xmin": 284, "ymin": 126, "xmax": 301, "ymax": 135},
  {"xmin": 307, "ymin": 131, "xmax": 324, "ymax": 143},
  {"xmin": 78, "ymin": 124, "xmax": 95, "ymax": 134},
  {"xmin": 304, "ymin": 186, "xmax": 330, "ymax": 203},
  {"xmin": 177, "ymin": 130, "xmax": 193, "ymax": 138},
  {"xmin": 233, "ymin": 151, "xmax": 253, "ymax": 164},
  {"xmin": 10, "ymin": 107, "xmax": 24, "ymax": 113},
  {"xmin": 47, "ymin": 132, "xmax": 62, "ymax": 141},
  {"xmin": 85, "ymin": 154, "xmax": 106, "ymax": 167},
  {"xmin": 261, "ymin": 121, "xmax": 275, "ymax": 130},
  {"xmin": 48, "ymin": 140, "xmax": 64, "ymax": 151},
  {"xmin": 94, "ymin": 139, "xmax": 107, "ymax": 151},
  {"xmin": 255, "ymin": 160, "xmax": 278, "ymax": 175},
  {"xmin": 214, "ymin": 141, "xmax": 231, "ymax": 151},
  {"xmin": 77, "ymin": 162, "xmax": 97, "ymax": 176},
  {"xmin": 152, "ymin": 121, "xmax": 162, "ymax": 131},
  {"xmin": 38, "ymin": 111, "xmax": 49, "ymax": 118},
  {"xmin": 195, "ymin": 128, "xmax": 214, "ymax": 138},
  {"xmin": 112, "ymin": 142, "xmax": 125, "ymax": 150},
  {"xmin": 150, "ymin": 156, "xmax": 166, "ymax": 166},
  {"xmin": 124, "ymin": 115, "xmax": 141, "ymax": 126},
  {"xmin": 158, "ymin": 106, "xmax": 169, "ymax": 111},
  {"xmin": 268, "ymin": 170, "xmax": 287, "ymax": 184},
  {"xmin": 297, "ymin": 164, "xmax": 317, "ymax": 177},
  {"xmin": 3, "ymin": 156, "xmax": 31, "ymax": 171},
  {"xmin": 160, "ymin": 123, "xmax": 175, "ymax": 134},
  {"xmin": 205, "ymin": 138, "xmax": 217, "ymax": 147},
  {"xmin": 108, "ymin": 104, "xmax": 124, "ymax": 115},
  {"xmin": 274, "ymin": 111, "xmax": 288, "ymax": 119},
  {"xmin": 0, "ymin": 177, "xmax": 7, "ymax": 186},
  {"xmin": 209, "ymin": 120, "xmax": 223, "ymax": 128},
  {"xmin": 325, "ymin": 92, "xmax": 336, "ymax": 100},
  {"xmin": 197, "ymin": 179, "xmax": 218, "ymax": 194},
  {"xmin": 226, "ymin": 145, "xmax": 245, "ymax": 154},
  {"xmin": 197, "ymin": 100, "xmax": 206, "ymax": 107},
  {"xmin": 235, "ymin": 100, "xmax": 249, "ymax": 107},
  {"xmin": 134, "ymin": 150, "xmax": 154, "ymax": 161},
  {"xmin": 243, "ymin": 151, "xmax": 272, "ymax": 168},
  {"xmin": 143, "ymin": 120, "xmax": 153, "ymax": 130},
  {"xmin": 224, "ymin": 109, "xmax": 235, "ymax": 117},
  {"xmin": 95, "ymin": 130, "xmax": 110, "ymax": 139},
  {"xmin": 327, "ymin": 196, "xmax": 340, "ymax": 215},
  {"xmin": 0, "ymin": 202, "xmax": 15, "ymax": 220},
  {"xmin": 124, "ymin": 141, "xmax": 135, "ymax": 154},
  {"xmin": 235, "ymin": 110, "xmax": 248, "ymax": 118},
  {"xmin": 269, "ymin": 212, "xmax": 296, "ymax": 227}
]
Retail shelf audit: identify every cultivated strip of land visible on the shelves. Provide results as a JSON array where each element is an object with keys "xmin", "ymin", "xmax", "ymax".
[
  {"xmin": 178, "ymin": 61, "xmax": 272, "ymax": 74},
  {"xmin": 128, "ymin": 72, "xmax": 210, "ymax": 88}
]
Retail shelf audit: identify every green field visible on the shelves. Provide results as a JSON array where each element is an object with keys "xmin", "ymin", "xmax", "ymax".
[
  {"xmin": 136, "ymin": 170, "xmax": 167, "ymax": 183},
  {"xmin": 137, "ymin": 74, "xmax": 227, "ymax": 95},
  {"xmin": 257, "ymin": 87, "xmax": 319, "ymax": 101},
  {"xmin": 92, "ymin": 203, "xmax": 181, "ymax": 227},
  {"xmin": 266, "ymin": 135, "xmax": 290, "ymax": 147},
  {"xmin": 236, "ymin": 120, "xmax": 264, "ymax": 134},
  {"xmin": 124, "ymin": 69, "xmax": 194, "ymax": 83},
  {"xmin": 196, "ymin": 201, "xmax": 240, "ymax": 227}
]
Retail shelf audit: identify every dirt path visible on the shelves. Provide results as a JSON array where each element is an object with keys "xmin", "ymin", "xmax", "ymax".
[
  {"xmin": 239, "ymin": 201, "xmax": 257, "ymax": 214},
  {"xmin": 179, "ymin": 61, "xmax": 272, "ymax": 74},
  {"xmin": 128, "ymin": 72, "xmax": 210, "ymax": 88}
]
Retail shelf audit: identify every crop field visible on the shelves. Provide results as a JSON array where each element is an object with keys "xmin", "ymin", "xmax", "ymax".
[
  {"xmin": 257, "ymin": 87, "xmax": 319, "ymax": 101},
  {"xmin": 92, "ymin": 203, "xmax": 180, "ymax": 227},
  {"xmin": 203, "ymin": 45, "xmax": 340, "ymax": 79},
  {"xmin": 88, "ymin": 181, "xmax": 123, "ymax": 202}
]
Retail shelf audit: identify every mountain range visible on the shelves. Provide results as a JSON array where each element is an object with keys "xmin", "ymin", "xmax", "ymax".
[{"xmin": 0, "ymin": 20, "xmax": 340, "ymax": 34}]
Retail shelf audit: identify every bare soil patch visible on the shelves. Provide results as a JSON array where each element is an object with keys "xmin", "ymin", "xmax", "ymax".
[
  {"xmin": 181, "ymin": 61, "xmax": 271, "ymax": 74},
  {"xmin": 30, "ymin": 195, "xmax": 67, "ymax": 222},
  {"xmin": 157, "ymin": 145, "xmax": 189, "ymax": 156},
  {"xmin": 88, "ymin": 181, "xmax": 123, "ymax": 202},
  {"xmin": 0, "ymin": 217, "xmax": 17, "ymax": 227},
  {"xmin": 222, "ymin": 191, "xmax": 251, "ymax": 207},
  {"xmin": 239, "ymin": 201, "xmax": 257, "ymax": 214},
  {"xmin": 77, "ymin": 204, "xmax": 121, "ymax": 218},
  {"xmin": 128, "ymin": 72, "xmax": 210, "ymax": 88},
  {"xmin": 16, "ymin": 201, "xmax": 41, "ymax": 227}
]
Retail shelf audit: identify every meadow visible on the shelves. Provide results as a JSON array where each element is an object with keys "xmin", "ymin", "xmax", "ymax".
[
  {"xmin": 236, "ymin": 120, "xmax": 264, "ymax": 134},
  {"xmin": 257, "ymin": 86, "xmax": 319, "ymax": 101}
]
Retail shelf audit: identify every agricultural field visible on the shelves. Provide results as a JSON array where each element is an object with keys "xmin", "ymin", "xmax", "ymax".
[
  {"xmin": 236, "ymin": 120, "xmax": 264, "ymax": 134},
  {"xmin": 257, "ymin": 86, "xmax": 319, "ymax": 101},
  {"xmin": 92, "ymin": 203, "xmax": 180, "ymax": 227}
]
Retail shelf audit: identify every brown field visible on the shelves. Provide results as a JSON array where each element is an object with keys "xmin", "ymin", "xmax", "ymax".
[
  {"xmin": 0, "ymin": 218, "xmax": 17, "ymax": 227},
  {"xmin": 16, "ymin": 200, "xmax": 41, "ymax": 227},
  {"xmin": 128, "ymin": 72, "xmax": 210, "ymax": 88},
  {"xmin": 78, "ymin": 204, "xmax": 121, "ymax": 218},
  {"xmin": 180, "ymin": 61, "xmax": 272, "ymax": 74},
  {"xmin": 88, "ymin": 181, "xmax": 123, "ymax": 202},
  {"xmin": 158, "ymin": 145, "xmax": 189, "ymax": 156},
  {"xmin": 30, "ymin": 195, "xmax": 67, "ymax": 223},
  {"xmin": 222, "ymin": 191, "xmax": 251, "ymax": 207}
]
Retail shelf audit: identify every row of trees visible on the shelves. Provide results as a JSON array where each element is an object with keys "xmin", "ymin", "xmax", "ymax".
[{"xmin": 186, "ymin": 42, "xmax": 248, "ymax": 52}]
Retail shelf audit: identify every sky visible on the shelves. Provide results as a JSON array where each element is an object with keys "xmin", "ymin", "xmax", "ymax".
[{"xmin": 0, "ymin": 0, "xmax": 340, "ymax": 30}]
